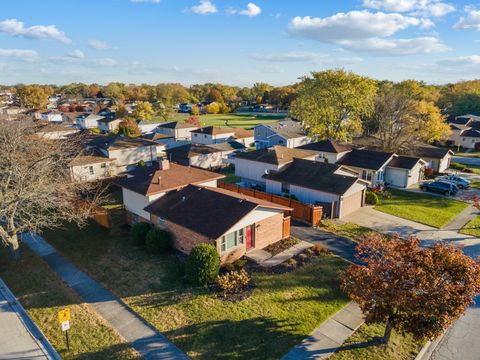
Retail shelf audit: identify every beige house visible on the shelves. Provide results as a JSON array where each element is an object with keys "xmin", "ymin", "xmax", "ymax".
[
  {"xmin": 116, "ymin": 160, "xmax": 225, "ymax": 223},
  {"xmin": 156, "ymin": 121, "xmax": 199, "ymax": 140},
  {"xmin": 145, "ymin": 184, "xmax": 291, "ymax": 263},
  {"xmin": 167, "ymin": 142, "xmax": 245, "ymax": 169},
  {"xmin": 97, "ymin": 118, "xmax": 123, "ymax": 133},
  {"xmin": 297, "ymin": 139, "xmax": 353, "ymax": 163},
  {"xmin": 69, "ymin": 150, "xmax": 117, "ymax": 182}
]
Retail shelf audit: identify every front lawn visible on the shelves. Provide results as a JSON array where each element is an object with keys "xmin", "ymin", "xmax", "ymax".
[
  {"xmin": 0, "ymin": 247, "xmax": 138, "ymax": 360},
  {"xmin": 330, "ymin": 323, "xmax": 423, "ymax": 360},
  {"xmin": 43, "ymin": 216, "xmax": 349, "ymax": 360},
  {"xmin": 460, "ymin": 216, "xmax": 480, "ymax": 237},
  {"xmin": 153, "ymin": 113, "xmax": 284, "ymax": 129},
  {"xmin": 375, "ymin": 189, "xmax": 468, "ymax": 228},
  {"xmin": 320, "ymin": 221, "xmax": 380, "ymax": 242}
]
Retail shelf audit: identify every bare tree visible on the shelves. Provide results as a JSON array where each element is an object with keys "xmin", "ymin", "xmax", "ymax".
[{"xmin": 0, "ymin": 120, "xmax": 105, "ymax": 259}]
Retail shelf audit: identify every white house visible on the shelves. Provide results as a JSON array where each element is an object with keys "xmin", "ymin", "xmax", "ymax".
[
  {"xmin": 137, "ymin": 120, "xmax": 163, "ymax": 134},
  {"xmin": 297, "ymin": 139, "xmax": 354, "ymax": 163},
  {"xmin": 264, "ymin": 158, "xmax": 367, "ymax": 218},
  {"xmin": 86, "ymin": 135, "xmax": 164, "ymax": 173},
  {"xmin": 38, "ymin": 110, "xmax": 64, "ymax": 123},
  {"xmin": 234, "ymin": 145, "xmax": 317, "ymax": 187},
  {"xmin": 410, "ymin": 146, "xmax": 452, "ymax": 173},
  {"xmin": 116, "ymin": 160, "xmax": 225, "ymax": 223},
  {"xmin": 76, "ymin": 113, "xmax": 105, "ymax": 129},
  {"xmin": 36, "ymin": 124, "xmax": 80, "ymax": 140},
  {"xmin": 167, "ymin": 142, "xmax": 245, "ymax": 169},
  {"xmin": 69, "ymin": 150, "xmax": 117, "ymax": 182},
  {"xmin": 254, "ymin": 120, "xmax": 310, "ymax": 149},
  {"xmin": 448, "ymin": 114, "xmax": 480, "ymax": 149},
  {"xmin": 97, "ymin": 118, "xmax": 123, "ymax": 133},
  {"xmin": 156, "ymin": 121, "xmax": 199, "ymax": 140},
  {"xmin": 191, "ymin": 126, "xmax": 235, "ymax": 145}
]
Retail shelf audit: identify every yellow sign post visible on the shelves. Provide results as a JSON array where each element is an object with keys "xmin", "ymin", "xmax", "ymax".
[{"xmin": 58, "ymin": 308, "xmax": 71, "ymax": 351}]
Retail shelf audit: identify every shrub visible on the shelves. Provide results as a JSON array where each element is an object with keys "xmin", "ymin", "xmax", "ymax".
[
  {"xmin": 224, "ymin": 262, "xmax": 235, "ymax": 272},
  {"xmin": 190, "ymin": 106, "xmax": 200, "ymax": 115},
  {"xmin": 233, "ymin": 259, "xmax": 247, "ymax": 270},
  {"xmin": 312, "ymin": 244, "xmax": 330, "ymax": 255},
  {"xmin": 365, "ymin": 191, "xmax": 379, "ymax": 205},
  {"xmin": 186, "ymin": 244, "xmax": 220, "ymax": 285},
  {"xmin": 424, "ymin": 167, "xmax": 434, "ymax": 178},
  {"xmin": 206, "ymin": 102, "xmax": 220, "ymax": 114},
  {"xmin": 130, "ymin": 222, "xmax": 152, "ymax": 246},
  {"xmin": 216, "ymin": 269, "xmax": 251, "ymax": 298},
  {"xmin": 145, "ymin": 228, "xmax": 171, "ymax": 254}
]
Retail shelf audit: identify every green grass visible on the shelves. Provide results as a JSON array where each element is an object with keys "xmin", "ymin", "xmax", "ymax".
[
  {"xmin": 330, "ymin": 323, "xmax": 423, "ymax": 360},
  {"xmin": 470, "ymin": 181, "xmax": 480, "ymax": 189},
  {"xmin": 450, "ymin": 162, "xmax": 480, "ymax": 175},
  {"xmin": 0, "ymin": 246, "xmax": 138, "ymax": 360},
  {"xmin": 152, "ymin": 113, "xmax": 285, "ymax": 129},
  {"xmin": 375, "ymin": 189, "xmax": 468, "ymax": 228},
  {"xmin": 217, "ymin": 167, "xmax": 240, "ymax": 184},
  {"xmin": 460, "ymin": 216, "xmax": 480, "ymax": 237},
  {"xmin": 43, "ymin": 216, "xmax": 349, "ymax": 360},
  {"xmin": 321, "ymin": 220, "xmax": 380, "ymax": 242}
]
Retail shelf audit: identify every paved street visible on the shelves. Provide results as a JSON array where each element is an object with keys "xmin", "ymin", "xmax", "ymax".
[
  {"xmin": 0, "ymin": 279, "xmax": 60, "ymax": 360},
  {"xmin": 452, "ymin": 156, "xmax": 480, "ymax": 167}
]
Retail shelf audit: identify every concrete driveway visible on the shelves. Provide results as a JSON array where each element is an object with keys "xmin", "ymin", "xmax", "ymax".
[{"xmin": 341, "ymin": 207, "xmax": 480, "ymax": 246}]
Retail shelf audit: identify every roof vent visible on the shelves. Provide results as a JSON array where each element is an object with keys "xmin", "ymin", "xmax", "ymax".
[{"xmin": 182, "ymin": 196, "xmax": 186, "ymax": 202}]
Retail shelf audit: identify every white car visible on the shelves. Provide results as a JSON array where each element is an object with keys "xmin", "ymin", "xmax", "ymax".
[{"xmin": 436, "ymin": 175, "xmax": 470, "ymax": 189}]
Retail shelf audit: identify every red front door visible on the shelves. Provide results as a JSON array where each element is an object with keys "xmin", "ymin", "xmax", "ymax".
[{"xmin": 246, "ymin": 226, "xmax": 253, "ymax": 250}]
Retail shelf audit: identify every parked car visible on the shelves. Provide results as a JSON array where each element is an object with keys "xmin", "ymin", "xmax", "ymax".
[
  {"xmin": 436, "ymin": 175, "xmax": 470, "ymax": 189},
  {"xmin": 420, "ymin": 181, "xmax": 459, "ymax": 196}
]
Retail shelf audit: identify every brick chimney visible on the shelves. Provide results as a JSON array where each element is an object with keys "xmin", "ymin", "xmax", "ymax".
[{"xmin": 158, "ymin": 159, "xmax": 170, "ymax": 170}]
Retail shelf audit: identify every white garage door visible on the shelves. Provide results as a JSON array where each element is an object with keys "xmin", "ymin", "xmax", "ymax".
[
  {"xmin": 385, "ymin": 167, "xmax": 407, "ymax": 188},
  {"xmin": 340, "ymin": 190, "xmax": 364, "ymax": 218}
]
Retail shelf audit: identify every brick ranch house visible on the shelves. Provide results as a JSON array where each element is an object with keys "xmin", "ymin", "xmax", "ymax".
[
  {"xmin": 116, "ymin": 160, "xmax": 225, "ymax": 224},
  {"xmin": 144, "ymin": 184, "xmax": 292, "ymax": 263}
]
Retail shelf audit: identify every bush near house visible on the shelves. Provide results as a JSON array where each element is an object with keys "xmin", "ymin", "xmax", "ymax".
[
  {"xmin": 145, "ymin": 228, "xmax": 171, "ymax": 254},
  {"xmin": 216, "ymin": 269, "xmax": 252, "ymax": 300},
  {"xmin": 186, "ymin": 244, "xmax": 220, "ymax": 285},
  {"xmin": 365, "ymin": 191, "xmax": 379, "ymax": 205},
  {"xmin": 130, "ymin": 222, "xmax": 152, "ymax": 246}
]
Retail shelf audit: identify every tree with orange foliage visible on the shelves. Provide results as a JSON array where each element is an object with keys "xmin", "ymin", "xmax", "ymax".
[
  {"xmin": 186, "ymin": 116, "xmax": 200, "ymax": 127},
  {"xmin": 342, "ymin": 234, "xmax": 480, "ymax": 345}
]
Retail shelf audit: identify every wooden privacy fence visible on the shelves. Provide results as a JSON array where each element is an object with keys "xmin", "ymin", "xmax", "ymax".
[{"xmin": 218, "ymin": 182, "xmax": 323, "ymax": 226}]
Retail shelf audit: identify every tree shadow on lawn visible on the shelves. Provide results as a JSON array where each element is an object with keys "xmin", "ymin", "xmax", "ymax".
[
  {"xmin": 70, "ymin": 342, "xmax": 139, "ymax": 360},
  {"xmin": 166, "ymin": 317, "xmax": 303, "ymax": 360}
]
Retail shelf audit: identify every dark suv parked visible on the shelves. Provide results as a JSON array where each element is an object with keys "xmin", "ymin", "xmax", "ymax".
[{"xmin": 420, "ymin": 181, "xmax": 458, "ymax": 196}]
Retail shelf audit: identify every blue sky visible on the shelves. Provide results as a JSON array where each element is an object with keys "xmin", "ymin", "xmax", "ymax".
[{"xmin": 1, "ymin": 0, "xmax": 479, "ymax": 86}]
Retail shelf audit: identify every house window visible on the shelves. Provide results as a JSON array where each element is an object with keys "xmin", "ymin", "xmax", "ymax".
[
  {"xmin": 157, "ymin": 217, "xmax": 166, "ymax": 229},
  {"xmin": 220, "ymin": 228, "xmax": 246, "ymax": 253},
  {"xmin": 278, "ymin": 140, "xmax": 284, "ymax": 144},
  {"xmin": 89, "ymin": 166, "xmax": 94, "ymax": 175},
  {"xmin": 281, "ymin": 182, "xmax": 290, "ymax": 193},
  {"xmin": 194, "ymin": 133, "xmax": 198, "ymax": 137},
  {"xmin": 101, "ymin": 163, "xmax": 106, "ymax": 168},
  {"xmin": 362, "ymin": 170, "xmax": 372, "ymax": 181}
]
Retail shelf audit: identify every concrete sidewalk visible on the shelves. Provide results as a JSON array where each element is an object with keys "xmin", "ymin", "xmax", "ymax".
[
  {"xmin": 282, "ymin": 302, "xmax": 364, "ymax": 359},
  {"xmin": 0, "ymin": 279, "xmax": 60, "ymax": 360},
  {"xmin": 22, "ymin": 232, "xmax": 189, "ymax": 360},
  {"xmin": 441, "ymin": 205, "xmax": 478, "ymax": 232}
]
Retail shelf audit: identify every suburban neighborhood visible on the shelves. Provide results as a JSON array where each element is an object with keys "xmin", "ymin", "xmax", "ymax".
[{"xmin": 2, "ymin": 1, "xmax": 480, "ymax": 360}]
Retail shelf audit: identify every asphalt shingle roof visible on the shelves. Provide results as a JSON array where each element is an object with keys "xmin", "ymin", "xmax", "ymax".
[
  {"xmin": 234, "ymin": 145, "xmax": 316, "ymax": 165},
  {"xmin": 297, "ymin": 139, "xmax": 353, "ymax": 154},
  {"xmin": 338, "ymin": 149, "xmax": 394, "ymax": 171}
]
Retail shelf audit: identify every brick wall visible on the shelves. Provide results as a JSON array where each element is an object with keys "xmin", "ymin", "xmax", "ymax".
[
  {"xmin": 150, "ymin": 214, "xmax": 212, "ymax": 253},
  {"xmin": 253, "ymin": 212, "xmax": 284, "ymax": 249},
  {"xmin": 125, "ymin": 209, "xmax": 150, "ymax": 226}
]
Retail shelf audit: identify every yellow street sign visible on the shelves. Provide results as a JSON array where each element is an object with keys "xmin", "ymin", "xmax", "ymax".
[{"xmin": 58, "ymin": 308, "xmax": 71, "ymax": 324}]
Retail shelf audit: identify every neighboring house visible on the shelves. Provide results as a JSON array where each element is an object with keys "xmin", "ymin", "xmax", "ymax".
[
  {"xmin": 167, "ymin": 142, "xmax": 245, "ymax": 169},
  {"xmin": 191, "ymin": 126, "xmax": 235, "ymax": 145},
  {"xmin": 297, "ymin": 139, "xmax": 354, "ymax": 163},
  {"xmin": 144, "ymin": 184, "xmax": 292, "ymax": 263},
  {"xmin": 38, "ymin": 110, "xmax": 64, "ymax": 123},
  {"xmin": 36, "ymin": 124, "xmax": 80, "ymax": 140},
  {"xmin": 408, "ymin": 146, "xmax": 453, "ymax": 173},
  {"xmin": 116, "ymin": 160, "xmax": 225, "ymax": 223},
  {"xmin": 69, "ymin": 150, "xmax": 117, "ymax": 182},
  {"xmin": 76, "ymin": 113, "xmax": 105, "ymax": 129},
  {"xmin": 156, "ymin": 121, "xmax": 199, "ymax": 140},
  {"xmin": 447, "ymin": 114, "xmax": 480, "ymax": 149},
  {"xmin": 234, "ymin": 145, "xmax": 317, "ymax": 187},
  {"xmin": 97, "ymin": 118, "xmax": 123, "ymax": 133},
  {"xmin": 86, "ymin": 135, "xmax": 164, "ymax": 172},
  {"xmin": 254, "ymin": 120, "xmax": 310, "ymax": 149},
  {"xmin": 1, "ymin": 106, "xmax": 26, "ymax": 120},
  {"xmin": 137, "ymin": 120, "xmax": 163, "ymax": 134},
  {"xmin": 264, "ymin": 158, "xmax": 366, "ymax": 218},
  {"xmin": 385, "ymin": 156, "xmax": 426, "ymax": 188},
  {"xmin": 231, "ymin": 128, "xmax": 254, "ymax": 146},
  {"xmin": 338, "ymin": 149, "xmax": 396, "ymax": 187}
]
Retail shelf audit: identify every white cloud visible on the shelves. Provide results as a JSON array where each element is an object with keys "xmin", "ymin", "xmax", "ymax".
[
  {"xmin": 88, "ymin": 39, "xmax": 108, "ymax": 50},
  {"xmin": 131, "ymin": 0, "xmax": 161, "ymax": 2},
  {"xmin": 438, "ymin": 55, "xmax": 480, "ymax": 66},
  {"xmin": 0, "ymin": 48, "xmax": 39, "ymax": 62},
  {"xmin": 251, "ymin": 52, "xmax": 327, "ymax": 62},
  {"xmin": 288, "ymin": 11, "xmax": 429, "ymax": 43},
  {"xmin": 91, "ymin": 58, "xmax": 118, "ymax": 66},
  {"xmin": 0, "ymin": 19, "xmax": 70, "ymax": 43},
  {"xmin": 363, "ymin": 0, "xmax": 455, "ymax": 17},
  {"xmin": 239, "ymin": 3, "xmax": 262, "ymax": 17},
  {"xmin": 68, "ymin": 49, "xmax": 84, "ymax": 59},
  {"xmin": 454, "ymin": 9, "xmax": 480, "ymax": 31},
  {"xmin": 343, "ymin": 37, "xmax": 449, "ymax": 55},
  {"xmin": 191, "ymin": 1, "xmax": 217, "ymax": 15}
]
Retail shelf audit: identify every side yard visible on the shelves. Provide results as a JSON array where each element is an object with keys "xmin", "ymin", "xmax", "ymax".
[
  {"xmin": 0, "ymin": 247, "xmax": 138, "ymax": 360},
  {"xmin": 460, "ymin": 216, "xmax": 480, "ymax": 236},
  {"xmin": 154, "ymin": 113, "xmax": 285, "ymax": 129},
  {"xmin": 375, "ymin": 189, "xmax": 468, "ymax": 228}
]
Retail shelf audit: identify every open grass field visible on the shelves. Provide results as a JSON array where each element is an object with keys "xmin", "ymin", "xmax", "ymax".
[
  {"xmin": 43, "ymin": 215, "xmax": 349, "ymax": 360},
  {"xmin": 375, "ymin": 189, "xmax": 468, "ymax": 228},
  {"xmin": 0, "ymin": 246, "xmax": 138, "ymax": 360},
  {"xmin": 153, "ymin": 113, "xmax": 286, "ymax": 129}
]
